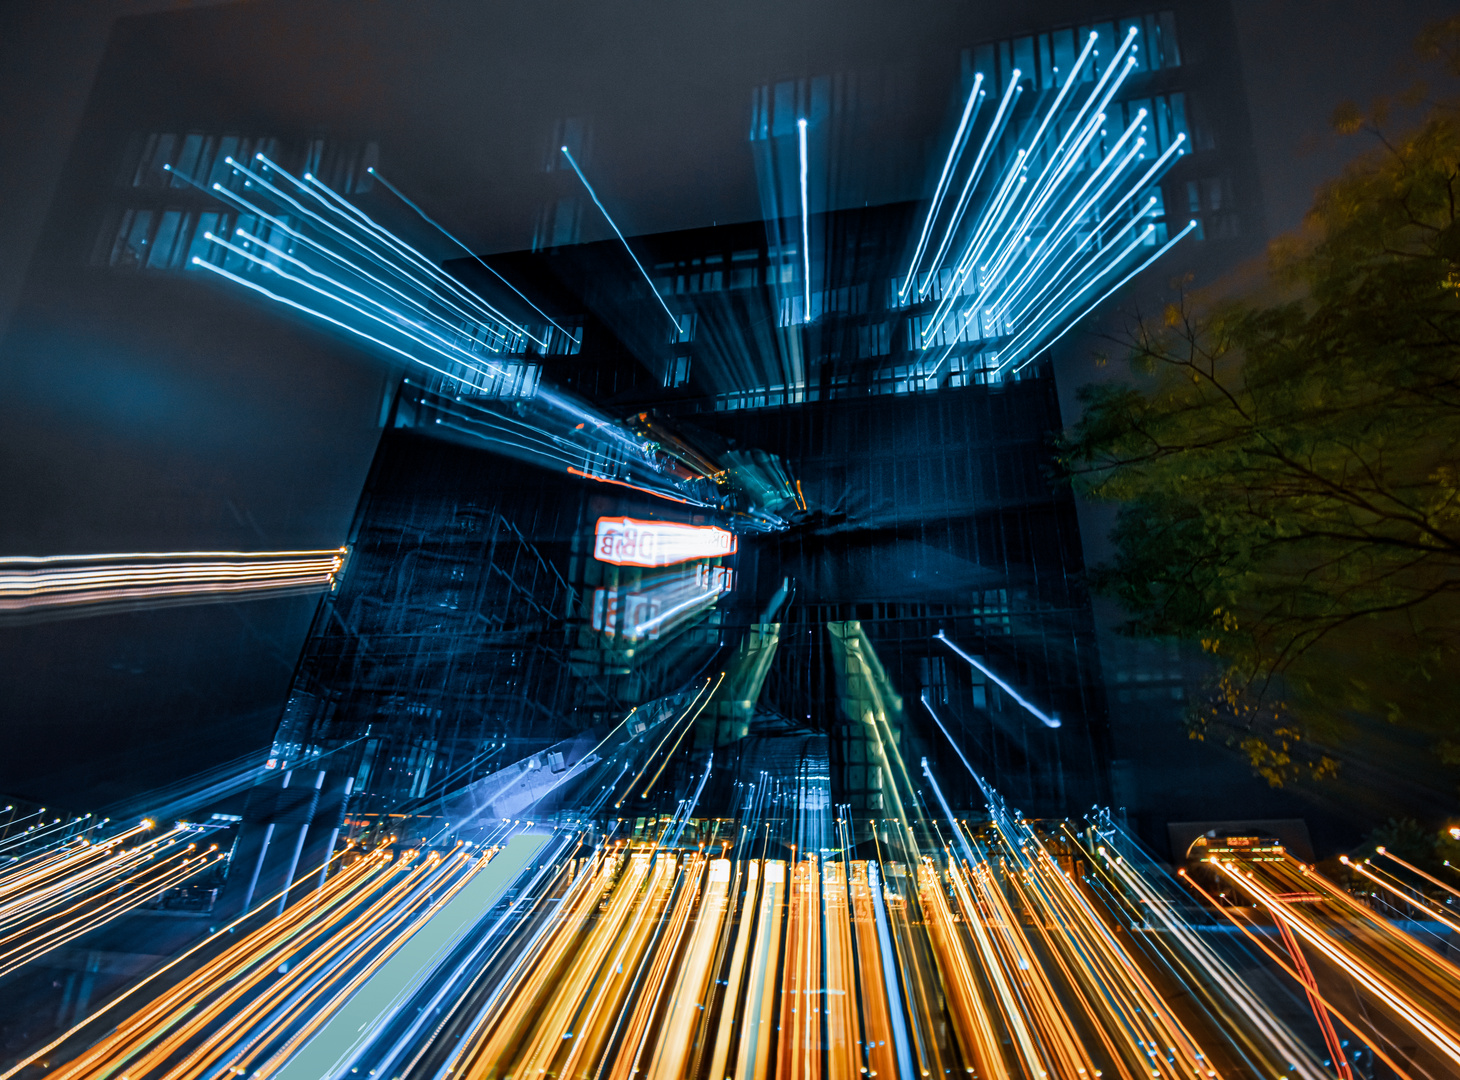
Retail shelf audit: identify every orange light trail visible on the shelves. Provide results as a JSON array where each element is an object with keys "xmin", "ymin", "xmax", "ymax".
[
  {"xmin": 0, "ymin": 549, "xmax": 347, "ymax": 613},
  {"xmin": 0, "ymin": 821, "xmax": 223, "ymax": 978},
  {"xmin": 20, "ymin": 768, "xmax": 1457, "ymax": 1080},
  {"xmin": 1214, "ymin": 853, "xmax": 1460, "ymax": 1070}
]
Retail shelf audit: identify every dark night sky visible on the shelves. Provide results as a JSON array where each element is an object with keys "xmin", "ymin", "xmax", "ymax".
[{"xmin": 0, "ymin": 0, "xmax": 1453, "ymax": 812}]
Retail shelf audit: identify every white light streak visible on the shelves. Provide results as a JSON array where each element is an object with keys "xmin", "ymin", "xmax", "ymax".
[
  {"xmin": 257, "ymin": 155, "xmax": 538, "ymax": 346},
  {"xmin": 936, "ymin": 630, "xmax": 1061, "ymax": 728},
  {"xmin": 919, "ymin": 72, "xmax": 1024, "ymax": 296},
  {"xmin": 558, "ymin": 146, "xmax": 681, "ymax": 334},
  {"xmin": 900, "ymin": 73, "xmax": 984, "ymax": 301},
  {"xmin": 1001, "ymin": 218, "xmax": 1198, "ymax": 375},
  {"xmin": 900, "ymin": 23, "xmax": 1189, "ymax": 377},
  {"xmin": 798, "ymin": 118, "xmax": 811, "ymax": 323},
  {"xmin": 0, "ymin": 549, "xmax": 346, "ymax": 613},
  {"xmin": 366, "ymin": 166, "xmax": 571, "ymax": 340}
]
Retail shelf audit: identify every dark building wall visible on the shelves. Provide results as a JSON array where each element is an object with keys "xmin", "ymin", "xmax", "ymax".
[
  {"xmin": 273, "ymin": 427, "xmax": 730, "ymax": 821},
  {"xmin": 276, "ymin": 377, "xmax": 1103, "ymax": 823},
  {"xmin": 687, "ymin": 376, "xmax": 1106, "ymax": 818}
]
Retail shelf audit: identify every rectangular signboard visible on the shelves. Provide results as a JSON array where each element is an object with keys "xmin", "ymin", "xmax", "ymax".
[{"xmin": 593, "ymin": 517, "xmax": 736, "ymax": 567}]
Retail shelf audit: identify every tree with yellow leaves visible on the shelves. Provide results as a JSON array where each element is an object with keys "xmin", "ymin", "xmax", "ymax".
[{"xmin": 1062, "ymin": 19, "xmax": 1460, "ymax": 786}]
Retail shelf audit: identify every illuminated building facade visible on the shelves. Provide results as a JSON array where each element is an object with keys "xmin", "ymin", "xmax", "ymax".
[{"xmin": 112, "ymin": 0, "xmax": 1271, "ymax": 835}]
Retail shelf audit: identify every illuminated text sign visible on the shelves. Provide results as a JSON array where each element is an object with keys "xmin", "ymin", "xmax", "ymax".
[{"xmin": 594, "ymin": 517, "xmax": 736, "ymax": 568}]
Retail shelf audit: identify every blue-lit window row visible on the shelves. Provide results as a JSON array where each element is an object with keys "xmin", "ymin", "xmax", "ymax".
[
  {"xmin": 95, "ymin": 203, "xmax": 584, "ymax": 361},
  {"xmin": 417, "ymin": 356, "xmax": 543, "ymax": 401},
  {"xmin": 999, "ymin": 92, "xmax": 1189, "ymax": 201},
  {"xmin": 706, "ymin": 349, "xmax": 1026, "ymax": 411},
  {"xmin": 652, "ymin": 249, "xmax": 774, "ymax": 295},
  {"xmin": 98, "ymin": 208, "xmax": 267, "ymax": 271},
  {"xmin": 964, "ymin": 10, "xmax": 1181, "ymax": 97},
  {"xmin": 1185, "ymin": 174, "xmax": 1238, "ymax": 239},
  {"xmin": 664, "ymin": 354, "xmax": 692, "ymax": 388},
  {"xmin": 745, "ymin": 12, "xmax": 1178, "ymax": 151},
  {"xmin": 98, "ymin": 208, "xmax": 321, "ymax": 276},
  {"xmin": 1119, "ymin": 93, "xmax": 1189, "ymax": 155},
  {"xmin": 748, "ymin": 75, "xmax": 837, "ymax": 142},
  {"xmin": 126, "ymin": 132, "xmax": 278, "ymax": 190},
  {"xmin": 122, "ymin": 132, "xmax": 377, "ymax": 196},
  {"xmin": 867, "ymin": 351, "xmax": 1009, "ymax": 396},
  {"xmin": 892, "ymin": 195, "xmax": 1173, "ymax": 316},
  {"xmin": 455, "ymin": 316, "xmax": 583, "ymax": 358},
  {"xmin": 858, "ymin": 322, "xmax": 894, "ymax": 358},
  {"xmin": 711, "ymin": 382, "xmax": 810, "ymax": 411},
  {"xmin": 774, "ymin": 283, "xmax": 875, "ymax": 327}
]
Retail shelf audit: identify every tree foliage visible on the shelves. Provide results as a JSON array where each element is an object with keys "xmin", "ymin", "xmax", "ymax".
[{"xmin": 1061, "ymin": 22, "xmax": 1460, "ymax": 785}]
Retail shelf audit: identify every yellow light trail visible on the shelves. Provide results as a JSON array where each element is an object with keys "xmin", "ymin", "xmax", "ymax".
[
  {"xmin": 1344, "ymin": 858, "xmax": 1460, "ymax": 936},
  {"xmin": 821, "ymin": 860, "xmax": 865, "ymax": 1080},
  {"xmin": 49, "ymin": 849, "xmax": 396, "ymax": 1080},
  {"xmin": 643, "ymin": 856, "xmax": 730, "ymax": 1080},
  {"xmin": 0, "ymin": 549, "xmax": 347, "ymax": 613},
  {"xmin": 26, "ymin": 776, "xmax": 1455, "ymax": 1080},
  {"xmin": 918, "ymin": 857, "xmax": 1012, "ymax": 1080},
  {"xmin": 1216, "ymin": 855, "xmax": 1460, "ymax": 1070},
  {"xmin": 641, "ymin": 672, "xmax": 725, "ymax": 798},
  {"xmin": 1376, "ymin": 846, "xmax": 1460, "ymax": 903},
  {"xmin": 612, "ymin": 675, "xmax": 720, "ymax": 807},
  {"xmin": 1179, "ymin": 868, "xmax": 1422, "ymax": 1080},
  {"xmin": 1080, "ymin": 836, "xmax": 1325, "ymax": 1080},
  {"xmin": 847, "ymin": 860, "xmax": 899, "ymax": 1080},
  {"xmin": 0, "ymin": 822, "xmax": 223, "ymax": 978},
  {"xmin": 37, "ymin": 839, "xmax": 532, "ymax": 1080},
  {"xmin": 776, "ymin": 855, "xmax": 821, "ymax": 1080}
]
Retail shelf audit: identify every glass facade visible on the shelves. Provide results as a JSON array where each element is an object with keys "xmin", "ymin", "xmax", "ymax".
[{"xmin": 268, "ymin": 191, "xmax": 1110, "ymax": 830}]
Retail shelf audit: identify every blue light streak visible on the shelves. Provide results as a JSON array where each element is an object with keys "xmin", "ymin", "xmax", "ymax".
[
  {"xmin": 221, "ymin": 156, "xmax": 524, "ymax": 344},
  {"xmin": 919, "ymin": 72, "xmax": 1024, "ymax": 296},
  {"xmin": 921, "ymin": 756, "xmax": 982, "ymax": 867},
  {"xmin": 989, "ymin": 223, "xmax": 1156, "ymax": 371},
  {"xmin": 999, "ymin": 194, "xmax": 1158, "ymax": 332},
  {"xmin": 1021, "ymin": 30, "xmax": 1100, "ymax": 157},
  {"xmin": 191, "ymin": 177, "xmax": 480, "ymax": 340},
  {"xmin": 979, "ymin": 125, "xmax": 1147, "ymax": 316},
  {"xmin": 558, "ymin": 146, "xmax": 681, "ymax": 335},
  {"xmin": 1005, "ymin": 218, "xmax": 1199, "ymax": 375},
  {"xmin": 216, "ymin": 229, "xmax": 505, "ymax": 383},
  {"xmin": 936, "ymin": 630, "xmax": 1061, "ymax": 729},
  {"xmin": 259, "ymin": 156, "xmax": 536, "ymax": 344},
  {"xmin": 899, "ymin": 73, "xmax": 984, "ymax": 302},
  {"xmin": 170, "ymin": 153, "xmax": 760, "ymax": 517},
  {"xmin": 1000, "ymin": 134, "xmax": 1186, "ymax": 326},
  {"xmin": 920, "ymin": 690, "xmax": 983, "ymax": 786},
  {"xmin": 797, "ymin": 118, "xmax": 810, "ymax": 323},
  {"xmin": 920, "ymin": 158, "xmax": 1028, "ymax": 343},
  {"xmin": 926, "ymin": 102, "xmax": 1104, "ymax": 339},
  {"xmin": 190, "ymin": 257, "xmax": 476, "ymax": 386},
  {"xmin": 898, "ymin": 22, "xmax": 1190, "ymax": 377},
  {"xmin": 926, "ymin": 44, "xmax": 1109, "ymax": 322},
  {"xmin": 366, "ymin": 166, "xmax": 571, "ymax": 341},
  {"xmin": 298, "ymin": 168, "xmax": 543, "ymax": 346},
  {"xmin": 968, "ymin": 102, "xmax": 1143, "ymax": 304}
]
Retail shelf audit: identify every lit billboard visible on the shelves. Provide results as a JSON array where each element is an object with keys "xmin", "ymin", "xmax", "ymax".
[{"xmin": 593, "ymin": 517, "xmax": 736, "ymax": 568}]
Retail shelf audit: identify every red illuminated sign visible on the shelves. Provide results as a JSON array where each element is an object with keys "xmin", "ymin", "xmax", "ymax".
[{"xmin": 593, "ymin": 517, "xmax": 736, "ymax": 568}]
